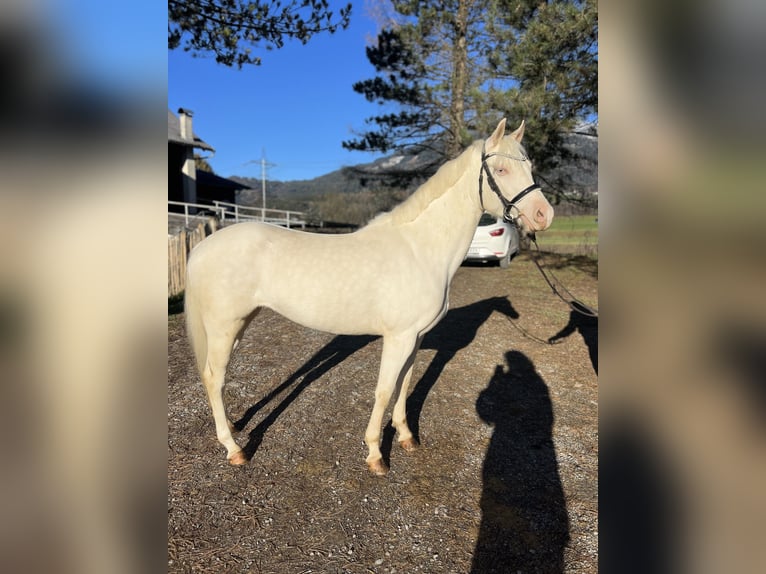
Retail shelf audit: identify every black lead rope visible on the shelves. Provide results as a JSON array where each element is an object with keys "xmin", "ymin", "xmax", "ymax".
[
  {"xmin": 502, "ymin": 312, "xmax": 560, "ymax": 345},
  {"xmin": 502, "ymin": 237, "xmax": 598, "ymax": 346},
  {"xmin": 528, "ymin": 235, "xmax": 599, "ymax": 318}
]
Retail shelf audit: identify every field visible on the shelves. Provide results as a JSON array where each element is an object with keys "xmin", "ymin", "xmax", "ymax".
[
  {"xmin": 168, "ymin": 241, "xmax": 598, "ymax": 573},
  {"xmin": 535, "ymin": 215, "xmax": 598, "ymax": 257}
]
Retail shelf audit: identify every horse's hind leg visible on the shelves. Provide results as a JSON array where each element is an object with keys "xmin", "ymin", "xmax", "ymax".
[
  {"xmin": 202, "ymin": 312, "xmax": 257, "ymax": 465},
  {"xmin": 365, "ymin": 332, "xmax": 418, "ymax": 476}
]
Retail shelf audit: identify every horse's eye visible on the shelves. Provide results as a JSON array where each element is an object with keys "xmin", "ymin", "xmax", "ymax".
[{"xmin": 495, "ymin": 167, "xmax": 506, "ymax": 175}]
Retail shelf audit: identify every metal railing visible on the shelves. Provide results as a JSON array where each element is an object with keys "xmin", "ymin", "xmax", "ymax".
[
  {"xmin": 168, "ymin": 200, "xmax": 307, "ymax": 229},
  {"xmin": 212, "ymin": 200, "xmax": 306, "ymax": 229},
  {"xmin": 168, "ymin": 200, "xmax": 221, "ymax": 226}
]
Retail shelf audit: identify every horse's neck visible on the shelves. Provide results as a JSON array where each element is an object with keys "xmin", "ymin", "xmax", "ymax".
[{"xmin": 401, "ymin": 165, "xmax": 483, "ymax": 277}]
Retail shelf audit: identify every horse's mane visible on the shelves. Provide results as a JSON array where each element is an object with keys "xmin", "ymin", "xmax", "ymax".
[{"xmin": 365, "ymin": 141, "xmax": 482, "ymax": 228}]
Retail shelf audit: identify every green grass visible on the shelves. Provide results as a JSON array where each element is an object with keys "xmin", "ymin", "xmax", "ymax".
[
  {"xmin": 537, "ymin": 214, "xmax": 598, "ymax": 256},
  {"xmin": 548, "ymin": 214, "xmax": 598, "ymax": 234}
]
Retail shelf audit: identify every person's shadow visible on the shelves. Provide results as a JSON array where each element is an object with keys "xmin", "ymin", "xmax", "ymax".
[
  {"xmin": 471, "ymin": 351, "xmax": 570, "ymax": 574},
  {"xmin": 548, "ymin": 301, "xmax": 598, "ymax": 374}
]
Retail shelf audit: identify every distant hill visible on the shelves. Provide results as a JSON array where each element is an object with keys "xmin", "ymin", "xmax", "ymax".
[
  {"xmin": 229, "ymin": 123, "xmax": 597, "ymax": 223},
  {"xmin": 230, "ymin": 169, "xmax": 366, "ymax": 202}
]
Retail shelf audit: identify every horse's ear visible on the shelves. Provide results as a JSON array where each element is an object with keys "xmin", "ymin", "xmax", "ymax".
[
  {"xmin": 486, "ymin": 118, "xmax": 507, "ymax": 150},
  {"xmin": 510, "ymin": 120, "xmax": 525, "ymax": 143}
]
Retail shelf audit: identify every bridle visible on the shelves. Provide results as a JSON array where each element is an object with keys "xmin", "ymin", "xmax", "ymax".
[
  {"xmin": 479, "ymin": 143, "xmax": 541, "ymax": 227},
  {"xmin": 478, "ymin": 143, "xmax": 599, "ymax": 319}
]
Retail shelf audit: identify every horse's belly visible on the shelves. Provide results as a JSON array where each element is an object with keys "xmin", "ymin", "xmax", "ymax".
[
  {"xmin": 273, "ymin": 301, "xmax": 378, "ymax": 336},
  {"xmin": 263, "ymin": 272, "xmax": 443, "ymax": 337},
  {"xmin": 232, "ymin": 224, "xmax": 447, "ymax": 335}
]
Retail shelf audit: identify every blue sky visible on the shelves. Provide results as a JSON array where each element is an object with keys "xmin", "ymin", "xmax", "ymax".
[
  {"xmin": 34, "ymin": 1, "xmax": 594, "ymax": 183},
  {"xmin": 169, "ymin": 2, "xmax": 389, "ymax": 181}
]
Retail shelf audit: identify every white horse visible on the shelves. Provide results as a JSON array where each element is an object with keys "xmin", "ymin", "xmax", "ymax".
[{"xmin": 185, "ymin": 119, "xmax": 554, "ymax": 475}]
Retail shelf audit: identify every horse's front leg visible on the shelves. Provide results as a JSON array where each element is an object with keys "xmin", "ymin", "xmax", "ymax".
[
  {"xmin": 365, "ymin": 332, "xmax": 418, "ymax": 476},
  {"xmin": 392, "ymin": 334, "xmax": 424, "ymax": 453}
]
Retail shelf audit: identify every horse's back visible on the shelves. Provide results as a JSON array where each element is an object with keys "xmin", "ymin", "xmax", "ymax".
[{"xmin": 187, "ymin": 222, "xmax": 445, "ymax": 336}]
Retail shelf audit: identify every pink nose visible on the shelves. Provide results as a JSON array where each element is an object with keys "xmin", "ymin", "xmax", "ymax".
[{"xmin": 533, "ymin": 204, "xmax": 553, "ymax": 230}]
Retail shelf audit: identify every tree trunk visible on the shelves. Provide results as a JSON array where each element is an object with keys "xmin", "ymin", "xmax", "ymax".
[{"xmin": 448, "ymin": 0, "xmax": 470, "ymax": 158}]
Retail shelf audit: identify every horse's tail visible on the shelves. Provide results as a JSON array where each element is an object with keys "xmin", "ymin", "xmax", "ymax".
[{"xmin": 184, "ymin": 267, "xmax": 208, "ymax": 378}]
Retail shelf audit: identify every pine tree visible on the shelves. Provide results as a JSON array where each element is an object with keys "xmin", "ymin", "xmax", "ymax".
[
  {"xmin": 343, "ymin": 0, "xmax": 492, "ymax": 164},
  {"xmin": 345, "ymin": 0, "xmax": 597, "ymax": 187},
  {"xmin": 169, "ymin": 0, "xmax": 352, "ymax": 68},
  {"xmin": 482, "ymin": 0, "xmax": 597, "ymax": 171},
  {"xmin": 194, "ymin": 154, "xmax": 215, "ymax": 174}
]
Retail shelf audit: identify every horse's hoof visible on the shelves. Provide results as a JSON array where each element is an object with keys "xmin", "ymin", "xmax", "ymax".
[
  {"xmin": 399, "ymin": 437, "xmax": 419, "ymax": 453},
  {"xmin": 228, "ymin": 451, "xmax": 248, "ymax": 466},
  {"xmin": 367, "ymin": 458, "xmax": 389, "ymax": 477}
]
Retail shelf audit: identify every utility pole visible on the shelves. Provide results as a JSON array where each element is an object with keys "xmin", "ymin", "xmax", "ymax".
[
  {"xmin": 260, "ymin": 151, "xmax": 276, "ymax": 217},
  {"xmin": 244, "ymin": 149, "xmax": 276, "ymax": 219},
  {"xmin": 260, "ymin": 150, "xmax": 276, "ymax": 212}
]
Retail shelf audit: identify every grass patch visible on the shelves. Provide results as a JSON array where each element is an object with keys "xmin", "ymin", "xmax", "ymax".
[
  {"xmin": 538, "ymin": 214, "xmax": 598, "ymax": 257},
  {"xmin": 549, "ymin": 214, "xmax": 599, "ymax": 232}
]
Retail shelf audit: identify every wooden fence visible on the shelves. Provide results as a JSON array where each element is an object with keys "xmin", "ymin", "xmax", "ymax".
[
  {"xmin": 167, "ymin": 201, "xmax": 308, "ymax": 299},
  {"xmin": 168, "ymin": 218, "xmax": 211, "ymax": 298}
]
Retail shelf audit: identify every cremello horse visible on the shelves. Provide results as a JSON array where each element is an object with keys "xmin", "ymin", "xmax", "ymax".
[{"xmin": 185, "ymin": 119, "xmax": 554, "ymax": 475}]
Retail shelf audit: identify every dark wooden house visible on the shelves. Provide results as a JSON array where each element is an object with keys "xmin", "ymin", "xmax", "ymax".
[{"xmin": 168, "ymin": 108, "xmax": 252, "ymax": 209}]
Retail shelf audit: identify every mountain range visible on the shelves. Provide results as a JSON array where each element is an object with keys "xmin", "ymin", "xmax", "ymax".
[{"xmin": 230, "ymin": 123, "xmax": 597, "ymax": 217}]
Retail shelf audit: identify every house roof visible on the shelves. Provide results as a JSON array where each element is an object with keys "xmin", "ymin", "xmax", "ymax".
[{"xmin": 168, "ymin": 108, "xmax": 214, "ymax": 151}]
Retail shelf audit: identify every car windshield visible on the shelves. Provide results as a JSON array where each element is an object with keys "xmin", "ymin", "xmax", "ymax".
[{"xmin": 478, "ymin": 213, "xmax": 498, "ymax": 226}]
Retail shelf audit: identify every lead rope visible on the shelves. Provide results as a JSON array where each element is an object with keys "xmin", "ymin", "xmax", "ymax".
[
  {"xmin": 528, "ymin": 235, "xmax": 599, "ymax": 318},
  {"xmin": 503, "ymin": 311, "xmax": 560, "ymax": 345},
  {"xmin": 502, "ymin": 238, "xmax": 598, "ymax": 345},
  {"xmin": 478, "ymin": 143, "xmax": 598, "ymax": 328}
]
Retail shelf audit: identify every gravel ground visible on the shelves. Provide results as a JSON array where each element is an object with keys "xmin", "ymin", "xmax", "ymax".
[{"xmin": 168, "ymin": 252, "xmax": 598, "ymax": 573}]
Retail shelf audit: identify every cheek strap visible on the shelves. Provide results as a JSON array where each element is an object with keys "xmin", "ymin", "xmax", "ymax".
[{"xmin": 479, "ymin": 153, "xmax": 541, "ymax": 224}]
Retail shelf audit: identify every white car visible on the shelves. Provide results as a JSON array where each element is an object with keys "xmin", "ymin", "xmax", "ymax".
[{"xmin": 464, "ymin": 214, "xmax": 520, "ymax": 268}]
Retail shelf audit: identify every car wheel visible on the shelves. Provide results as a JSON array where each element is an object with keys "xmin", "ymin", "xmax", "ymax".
[{"xmin": 499, "ymin": 251, "xmax": 511, "ymax": 268}]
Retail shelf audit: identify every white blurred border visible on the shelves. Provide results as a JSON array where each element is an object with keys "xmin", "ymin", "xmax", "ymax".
[
  {"xmin": 0, "ymin": 2, "xmax": 166, "ymax": 573},
  {"xmin": 602, "ymin": 1, "xmax": 766, "ymax": 572}
]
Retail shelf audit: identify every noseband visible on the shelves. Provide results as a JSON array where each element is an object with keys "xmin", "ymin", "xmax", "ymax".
[{"xmin": 479, "ymin": 144, "xmax": 541, "ymax": 226}]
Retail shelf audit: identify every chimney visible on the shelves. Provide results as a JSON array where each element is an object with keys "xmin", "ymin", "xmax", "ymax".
[
  {"xmin": 178, "ymin": 107, "xmax": 193, "ymax": 141},
  {"xmin": 177, "ymin": 107, "xmax": 197, "ymax": 204}
]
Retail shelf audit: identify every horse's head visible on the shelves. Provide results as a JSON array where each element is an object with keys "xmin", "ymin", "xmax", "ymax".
[{"xmin": 479, "ymin": 119, "xmax": 554, "ymax": 236}]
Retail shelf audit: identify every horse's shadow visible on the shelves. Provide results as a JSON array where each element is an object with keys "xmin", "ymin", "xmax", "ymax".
[
  {"xmin": 470, "ymin": 350, "xmax": 570, "ymax": 573},
  {"xmin": 234, "ymin": 296, "xmax": 517, "ymax": 463},
  {"xmin": 380, "ymin": 296, "xmax": 520, "ymax": 460},
  {"xmin": 234, "ymin": 334, "xmax": 377, "ymax": 459},
  {"xmin": 548, "ymin": 300, "xmax": 598, "ymax": 374}
]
